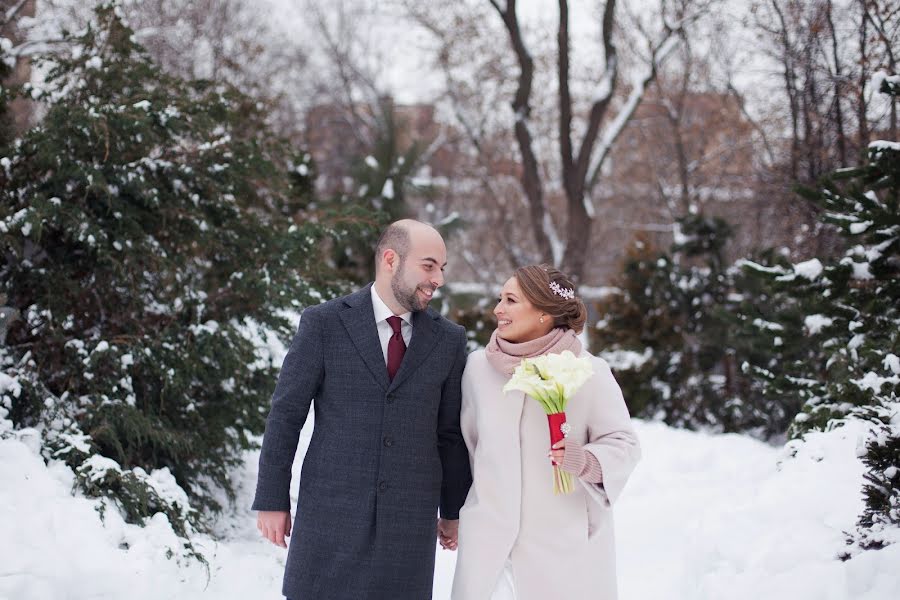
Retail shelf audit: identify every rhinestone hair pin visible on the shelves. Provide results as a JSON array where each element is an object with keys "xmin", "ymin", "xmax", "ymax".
[{"xmin": 549, "ymin": 281, "xmax": 575, "ymax": 300}]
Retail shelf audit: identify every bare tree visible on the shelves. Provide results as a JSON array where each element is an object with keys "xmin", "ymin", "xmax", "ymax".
[
  {"xmin": 751, "ymin": 0, "xmax": 898, "ymax": 181},
  {"xmin": 399, "ymin": 0, "xmax": 532, "ymax": 279},
  {"xmin": 825, "ymin": 0, "xmax": 848, "ymax": 166},
  {"xmin": 305, "ymin": 0, "xmax": 392, "ymax": 149},
  {"xmin": 487, "ymin": 0, "xmax": 709, "ymax": 283},
  {"xmin": 122, "ymin": 0, "xmax": 311, "ymax": 136}
]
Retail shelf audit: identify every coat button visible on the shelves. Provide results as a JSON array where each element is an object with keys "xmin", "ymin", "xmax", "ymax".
[
  {"xmin": 378, "ymin": 481, "xmax": 388, "ymax": 492},
  {"xmin": 386, "ymin": 393, "xmax": 395, "ymax": 404},
  {"xmin": 383, "ymin": 435, "xmax": 393, "ymax": 447}
]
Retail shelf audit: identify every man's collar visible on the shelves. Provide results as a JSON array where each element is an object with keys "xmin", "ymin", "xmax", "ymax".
[{"xmin": 371, "ymin": 284, "xmax": 412, "ymax": 325}]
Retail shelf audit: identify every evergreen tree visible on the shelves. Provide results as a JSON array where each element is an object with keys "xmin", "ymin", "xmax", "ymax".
[
  {"xmin": 326, "ymin": 104, "xmax": 436, "ymax": 284},
  {"xmin": 741, "ymin": 76, "xmax": 900, "ymax": 554},
  {"xmin": 0, "ymin": 3, "xmax": 346, "ymax": 543},
  {"xmin": 593, "ymin": 215, "xmax": 781, "ymax": 434},
  {"xmin": 724, "ymin": 247, "xmax": 808, "ymax": 438}
]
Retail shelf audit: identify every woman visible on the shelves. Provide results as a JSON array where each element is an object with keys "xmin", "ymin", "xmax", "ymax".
[{"xmin": 451, "ymin": 265, "xmax": 641, "ymax": 600}]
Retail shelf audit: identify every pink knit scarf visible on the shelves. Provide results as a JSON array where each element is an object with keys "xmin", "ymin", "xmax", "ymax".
[{"xmin": 485, "ymin": 327, "xmax": 583, "ymax": 376}]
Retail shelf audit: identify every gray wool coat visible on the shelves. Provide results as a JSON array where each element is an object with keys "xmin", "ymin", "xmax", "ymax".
[{"xmin": 252, "ymin": 284, "xmax": 471, "ymax": 600}]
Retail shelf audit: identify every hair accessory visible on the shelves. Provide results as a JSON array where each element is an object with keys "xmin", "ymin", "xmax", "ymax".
[{"xmin": 549, "ymin": 281, "xmax": 575, "ymax": 300}]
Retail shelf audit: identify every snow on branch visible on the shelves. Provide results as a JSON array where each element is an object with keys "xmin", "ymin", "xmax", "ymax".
[
  {"xmin": 542, "ymin": 211, "xmax": 564, "ymax": 266},
  {"xmin": 2, "ymin": 0, "xmax": 30, "ymax": 30},
  {"xmin": 585, "ymin": 31, "xmax": 682, "ymax": 196},
  {"xmin": 5, "ymin": 38, "xmax": 68, "ymax": 59}
]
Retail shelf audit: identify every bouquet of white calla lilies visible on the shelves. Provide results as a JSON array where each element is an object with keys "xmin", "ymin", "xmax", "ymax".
[{"xmin": 503, "ymin": 350, "xmax": 595, "ymax": 494}]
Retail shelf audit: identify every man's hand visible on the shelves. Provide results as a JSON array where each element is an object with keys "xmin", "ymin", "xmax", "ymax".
[
  {"xmin": 257, "ymin": 510, "xmax": 292, "ymax": 548},
  {"xmin": 437, "ymin": 518, "xmax": 459, "ymax": 551}
]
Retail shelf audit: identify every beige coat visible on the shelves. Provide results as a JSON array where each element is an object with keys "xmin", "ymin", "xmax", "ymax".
[{"xmin": 451, "ymin": 349, "xmax": 640, "ymax": 600}]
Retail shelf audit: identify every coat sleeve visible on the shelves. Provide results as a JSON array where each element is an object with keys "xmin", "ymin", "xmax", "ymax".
[
  {"xmin": 437, "ymin": 328, "xmax": 472, "ymax": 520},
  {"xmin": 459, "ymin": 352, "xmax": 478, "ymax": 468},
  {"xmin": 579, "ymin": 357, "xmax": 641, "ymax": 508},
  {"xmin": 251, "ymin": 306, "xmax": 325, "ymax": 512}
]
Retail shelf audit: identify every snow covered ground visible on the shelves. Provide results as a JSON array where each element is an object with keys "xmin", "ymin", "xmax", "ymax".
[{"xmin": 2, "ymin": 416, "xmax": 899, "ymax": 600}]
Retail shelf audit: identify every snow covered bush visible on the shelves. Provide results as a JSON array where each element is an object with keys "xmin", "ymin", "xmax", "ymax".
[
  {"xmin": 740, "ymin": 75, "xmax": 900, "ymax": 554},
  {"xmin": 0, "ymin": 3, "xmax": 347, "ymax": 540},
  {"xmin": 592, "ymin": 216, "xmax": 791, "ymax": 437}
]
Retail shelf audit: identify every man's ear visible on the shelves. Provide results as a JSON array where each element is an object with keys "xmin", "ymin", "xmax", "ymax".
[{"xmin": 383, "ymin": 249, "xmax": 397, "ymax": 272}]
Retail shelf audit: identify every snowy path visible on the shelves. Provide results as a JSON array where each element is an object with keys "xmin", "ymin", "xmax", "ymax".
[{"xmin": 2, "ymin": 418, "xmax": 899, "ymax": 599}]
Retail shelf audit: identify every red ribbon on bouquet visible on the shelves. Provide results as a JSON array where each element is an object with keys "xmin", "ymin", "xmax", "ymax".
[
  {"xmin": 546, "ymin": 412, "xmax": 574, "ymax": 494},
  {"xmin": 547, "ymin": 412, "xmax": 568, "ymax": 449}
]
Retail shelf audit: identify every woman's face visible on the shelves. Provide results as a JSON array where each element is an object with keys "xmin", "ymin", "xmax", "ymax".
[{"xmin": 494, "ymin": 276, "xmax": 553, "ymax": 343}]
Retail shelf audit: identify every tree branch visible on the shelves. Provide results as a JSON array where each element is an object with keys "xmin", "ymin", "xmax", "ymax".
[
  {"xmin": 6, "ymin": 38, "xmax": 68, "ymax": 59},
  {"xmin": 490, "ymin": 0, "xmax": 552, "ymax": 263},
  {"xmin": 1, "ymin": 0, "xmax": 29, "ymax": 31},
  {"xmin": 586, "ymin": 25, "xmax": 683, "ymax": 193},
  {"xmin": 574, "ymin": 0, "xmax": 618, "ymax": 197},
  {"xmin": 311, "ymin": 0, "xmax": 380, "ymax": 147},
  {"xmin": 824, "ymin": 0, "xmax": 846, "ymax": 167},
  {"xmin": 558, "ymin": 0, "xmax": 575, "ymax": 199}
]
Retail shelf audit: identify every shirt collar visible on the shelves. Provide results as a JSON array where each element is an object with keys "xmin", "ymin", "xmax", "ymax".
[{"xmin": 371, "ymin": 285, "xmax": 412, "ymax": 326}]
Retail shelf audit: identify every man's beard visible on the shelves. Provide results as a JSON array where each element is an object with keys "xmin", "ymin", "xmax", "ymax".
[{"xmin": 391, "ymin": 267, "xmax": 433, "ymax": 313}]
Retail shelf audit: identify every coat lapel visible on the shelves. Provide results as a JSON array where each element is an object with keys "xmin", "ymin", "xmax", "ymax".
[
  {"xmin": 388, "ymin": 308, "xmax": 444, "ymax": 392},
  {"xmin": 339, "ymin": 285, "xmax": 390, "ymax": 392}
]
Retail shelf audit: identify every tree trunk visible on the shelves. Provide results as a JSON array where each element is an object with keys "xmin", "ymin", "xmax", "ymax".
[
  {"xmin": 491, "ymin": 0, "xmax": 553, "ymax": 264},
  {"xmin": 826, "ymin": 0, "xmax": 847, "ymax": 167},
  {"xmin": 772, "ymin": 0, "xmax": 800, "ymax": 180},
  {"xmin": 857, "ymin": 0, "xmax": 870, "ymax": 152},
  {"xmin": 1, "ymin": 0, "xmax": 37, "ymax": 136}
]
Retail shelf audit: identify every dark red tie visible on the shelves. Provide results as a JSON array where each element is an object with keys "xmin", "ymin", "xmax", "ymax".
[{"xmin": 386, "ymin": 316, "xmax": 406, "ymax": 381}]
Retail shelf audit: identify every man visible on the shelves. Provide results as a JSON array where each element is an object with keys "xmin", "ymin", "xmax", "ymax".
[{"xmin": 253, "ymin": 220, "xmax": 471, "ymax": 599}]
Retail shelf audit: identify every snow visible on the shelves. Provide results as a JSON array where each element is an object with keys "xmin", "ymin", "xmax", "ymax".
[
  {"xmin": 805, "ymin": 314, "xmax": 834, "ymax": 335},
  {"xmin": 793, "ymin": 258, "xmax": 824, "ymax": 280},
  {"xmin": 848, "ymin": 260, "xmax": 873, "ymax": 281},
  {"xmin": 869, "ymin": 140, "xmax": 900, "ymax": 153},
  {"xmin": 542, "ymin": 211, "xmax": 564, "ymax": 267},
  {"xmin": 752, "ymin": 318, "xmax": 784, "ymax": 332},
  {"xmin": 852, "ymin": 371, "xmax": 900, "ymax": 394},
  {"xmin": 850, "ymin": 221, "xmax": 874, "ymax": 235},
  {"xmin": 2, "ymin": 418, "xmax": 899, "ymax": 599},
  {"xmin": 600, "ymin": 347, "xmax": 653, "ymax": 371},
  {"xmin": 381, "ymin": 179, "xmax": 395, "ymax": 199},
  {"xmin": 736, "ymin": 259, "xmax": 787, "ymax": 277},
  {"xmin": 884, "ymin": 354, "xmax": 900, "ymax": 376},
  {"xmin": 0, "ymin": 371, "xmax": 23, "ymax": 398}
]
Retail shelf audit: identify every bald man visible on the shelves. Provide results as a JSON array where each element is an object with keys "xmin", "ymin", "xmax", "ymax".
[{"xmin": 253, "ymin": 220, "xmax": 471, "ymax": 599}]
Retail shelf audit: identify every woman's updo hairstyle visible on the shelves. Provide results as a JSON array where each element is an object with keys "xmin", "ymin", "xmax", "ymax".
[{"xmin": 513, "ymin": 264, "xmax": 587, "ymax": 333}]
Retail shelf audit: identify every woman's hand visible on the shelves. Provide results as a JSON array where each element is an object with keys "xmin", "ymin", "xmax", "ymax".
[
  {"xmin": 437, "ymin": 518, "xmax": 459, "ymax": 550},
  {"xmin": 549, "ymin": 439, "xmax": 566, "ymax": 466}
]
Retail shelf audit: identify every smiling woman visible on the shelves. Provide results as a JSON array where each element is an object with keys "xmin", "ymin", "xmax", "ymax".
[
  {"xmin": 494, "ymin": 265, "xmax": 587, "ymax": 344},
  {"xmin": 454, "ymin": 263, "xmax": 640, "ymax": 600}
]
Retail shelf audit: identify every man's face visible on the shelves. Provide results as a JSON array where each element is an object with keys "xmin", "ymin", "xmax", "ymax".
[{"xmin": 390, "ymin": 233, "xmax": 447, "ymax": 313}]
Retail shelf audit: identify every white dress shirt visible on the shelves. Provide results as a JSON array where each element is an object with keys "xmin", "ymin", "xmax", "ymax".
[{"xmin": 371, "ymin": 285, "xmax": 413, "ymax": 364}]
